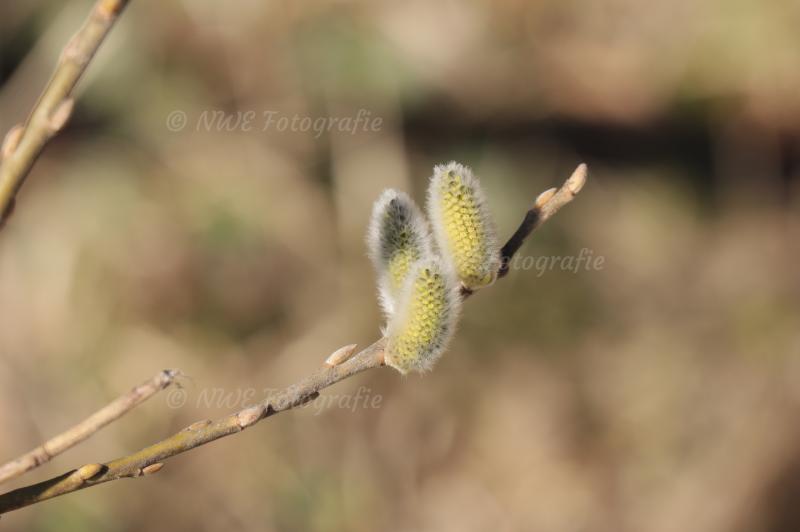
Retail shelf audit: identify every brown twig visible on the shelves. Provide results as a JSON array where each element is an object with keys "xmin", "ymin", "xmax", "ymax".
[
  {"xmin": 0, "ymin": 164, "xmax": 587, "ymax": 514},
  {"xmin": 0, "ymin": 0, "xmax": 131, "ymax": 230},
  {"xmin": 498, "ymin": 163, "xmax": 588, "ymax": 278},
  {"xmin": 0, "ymin": 370, "xmax": 179, "ymax": 486},
  {"xmin": 0, "ymin": 343, "xmax": 386, "ymax": 514}
]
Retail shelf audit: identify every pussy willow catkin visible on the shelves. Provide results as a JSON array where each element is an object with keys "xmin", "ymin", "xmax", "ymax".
[
  {"xmin": 427, "ymin": 162, "xmax": 500, "ymax": 290},
  {"xmin": 367, "ymin": 189, "xmax": 433, "ymax": 316},
  {"xmin": 384, "ymin": 258, "xmax": 460, "ymax": 374}
]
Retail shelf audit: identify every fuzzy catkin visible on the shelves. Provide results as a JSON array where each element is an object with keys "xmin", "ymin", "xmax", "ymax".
[
  {"xmin": 427, "ymin": 162, "xmax": 500, "ymax": 290},
  {"xmin": 384, "ymin": 258, "xmax": 460, "ymax": 374},
  {"xmin": 367, "ymin": 190, "xmax": 433, "ymax": 316}
]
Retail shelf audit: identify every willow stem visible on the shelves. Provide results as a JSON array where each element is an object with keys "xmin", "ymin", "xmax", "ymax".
[
  {"xmin": 0, "ymin": 0, "xmax": 131, "ymax": 229},
  {"xmin": 0, "ymin": 164, "xmax": 587, "ymax": 514}
]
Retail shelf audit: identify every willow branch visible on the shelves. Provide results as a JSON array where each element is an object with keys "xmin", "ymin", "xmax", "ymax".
[
  {"xmin": 0, "ymin": 342, "xmax": 386, "ymax": 514},
  {"xmin": 0, "ymin": 164, "xmax": 587, "ymax": 514},
  {"xmin": 498, "ymin": 163, "xmax": 587, "ymax": 278},
  {"xmin": 0, "ymin": 0, "xmax": 131, "ymax": 230},
  {"xmin": 0, "ymin": 370, "xmax": 179, "ymax": 486}
]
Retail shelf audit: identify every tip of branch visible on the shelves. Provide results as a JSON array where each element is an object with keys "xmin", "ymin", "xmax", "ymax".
[
  {"xmin": 566, "ymin": 163, "xmax": 588, "ymax": 195},
  {"xmin": 160, "ymin": 368, "xmax": 184, "ymax": 387},
  {"xmin": 325, "ymin": 344, "xmax": 358, "ymax": 367}
]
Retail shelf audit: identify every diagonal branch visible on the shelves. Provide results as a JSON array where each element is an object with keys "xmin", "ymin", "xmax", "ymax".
[
  {"xmin": 0, "ymin": 164, "xmax": 587, "ymax": 514},
  {"xmin": 0, "ymin": 0, "xmax": 131, "ymax": 230},
  {"xmin": 0, "ymin": 370, "xmax": 179, "ymax": 486},
  {"xmin": 0, "ymin": 343, "xmax": 386, "ymax": 514},
  {"xmin": 498, "ymin": 163, "xmax": 588, "ymax": 278}
]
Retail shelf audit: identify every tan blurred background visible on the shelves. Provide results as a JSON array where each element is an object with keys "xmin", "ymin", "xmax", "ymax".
[{"xmin": 1, "ymin": 0, "xmax": 799, "ymax": 530}]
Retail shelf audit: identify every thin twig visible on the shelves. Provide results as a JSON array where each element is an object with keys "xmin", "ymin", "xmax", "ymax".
[
  {"xmin": 498, "ymin": 163, "xmax": 588, "ymax": 278},
  {"xmin": 0, "ymin": 0, "xmax": 131, "ymax": 230},
  {"xmin": 0, "ymin": 343, "xmax": 386, "ymax": 514},
  {"xmin": 0, "ymin": 370, "xmax": 179, "ymax": 486},
  {"xmin": 0, "ymin": 164, "xmax": 587, "ymax": 514}
]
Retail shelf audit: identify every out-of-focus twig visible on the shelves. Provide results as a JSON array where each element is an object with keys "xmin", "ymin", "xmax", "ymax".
[
  {"xmin": 0, "ymin": 165, "xmax": 587, "ymax": 514},
  {"xmin": 0, "ymin": 370, "xmax": 179, "ymax": 486},
  {"xmin": 0, "ymin": 0, "xmax": 131, "ymax": 230}
]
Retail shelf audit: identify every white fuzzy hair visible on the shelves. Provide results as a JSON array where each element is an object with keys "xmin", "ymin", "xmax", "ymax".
[
  {"xmin": 384, "ymin": 256, "xmax": 462, "ymax": 374},
  {"xmin": 426, "ymin": 161, "xmax": 500, "ymax": 289},
  {"xmin": 366, "ymin": 189, "xmax": 433, "ymax": 317}
]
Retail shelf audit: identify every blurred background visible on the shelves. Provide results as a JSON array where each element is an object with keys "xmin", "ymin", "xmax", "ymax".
[{"xmin": 1, "ymin": 0, "xmax": 799, "ymax": 530}]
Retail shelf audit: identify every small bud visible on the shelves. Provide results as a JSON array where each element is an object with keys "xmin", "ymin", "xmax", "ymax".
[
  {"xmin": 185, "ymin": 420, "xmax": 212, "ymax": 431},
  {"xmin": 427, "ymin": 162, "xmax": 500, "ymax": 290},
  {"xmin": 98, "ymin": 0, "xmax": 125, "ymax": 18},
  {"xmin": 384, "ymin": 258, "xmax": 461, "ymax": 374},
  {"xmin": 236, "ymin": 406, "xmax": 263, "ymax": 429},
  {"xmin": 1, "ymin": 125, "xmax": 24, "ymax": 159},
  {"xmin": 142, "ymin": 463, "xmax": 164, "ymax": 475},
  {"xmin": 325, "ymin": 343, "xmax": 358, "ymax": 367},
  {"xmin": 77, "ymin": 463, "xmax": 103, "ymax": 480},
  {"xmin": 48, "ymin": 99, "xmax": 74, "ymax": 133},
  {"xmin": 367, "ymin": 190, "xmax": 433, "ymax": 316},
  {"xmin": 534, "ymin": 187, "xmax": 557, "ymax": 209}
]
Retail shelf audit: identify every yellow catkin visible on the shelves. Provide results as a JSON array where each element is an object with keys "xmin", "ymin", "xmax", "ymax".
[
  {"xmin": 367, "ymin": 190, "xmax": 432, "ymax": 316},
  {"xmin": 428, "ymin": 162, "xmax": 500, "ymax": 290},
  {"xmin": 384, "ymin": 259, "xmax": 460, "ymax": 374}
]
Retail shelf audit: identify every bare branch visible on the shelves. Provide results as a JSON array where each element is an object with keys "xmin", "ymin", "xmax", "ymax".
[
  {"xmin": 0, "ymin": 165, "xmax": 587, "ymax": 514},
  {"xmin": 0, "ymin": 370, "xmax": 179, "ymax": 486},
  {"xmin": 0, "ymin": 343, "xmax": 386, "ymax": 513},
  {"xmin": 498, "ymin": 163, "xmax": 588, "ymax": 278},
  {"xmin": 0, "ymin": 0, "xmax": 131, "ymax": 230}
]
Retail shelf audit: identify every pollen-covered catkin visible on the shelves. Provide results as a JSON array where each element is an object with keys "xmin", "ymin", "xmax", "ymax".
[
  {"xmin": 427, "ymin": 162, "xmax": 500, "ymax": 290},
  {"xmin": 367, "ymin": 190, "xmax": 433, "ymax": 316},
  {"xmin": 384, "ymin": 258, "xmax": 460, "ymax": 374}
]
